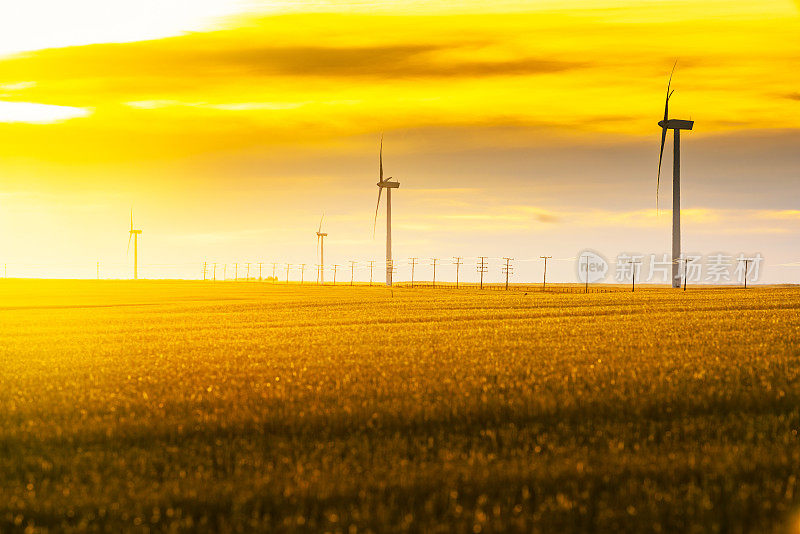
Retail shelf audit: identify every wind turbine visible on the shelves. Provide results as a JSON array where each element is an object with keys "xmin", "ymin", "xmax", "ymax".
[
  {"xmin": 316, "ymin": 214, "xmax": 327, "ymax": 284},
  {"xmin": 128, "ymin": 209, "xmax": 142, "ymax": 280},
  {"xmin": 373, "ymin": 135, "xmax": 400, "ymax": 286},
  {"xmin": 657, "ymin": 62, "xmax": 694, "ymax": 288}
]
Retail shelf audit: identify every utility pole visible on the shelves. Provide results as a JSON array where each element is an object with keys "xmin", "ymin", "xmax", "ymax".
[
  {"xmin": 258, "ymin": 262, "xmax": 263, "ymax": 281},
  {"xmin": 477, "ymin": 257, "xmax": 488, "ymax": 289},
  {"xmin": 213, "ymin": 263, "xmax": 217, "ymax": 282},
  {"xmin": 286, "ymin": 263, "xmax": 291, "ymax": 284},
  {"xmin": 271, "ymin": 262, "xmax": 278, "ymax": 284},
  {"xmin": 739, "ymin": 258, "xmax": 751, "ymax": 289},
  {"xmin": 332, "ymin": 264, "xmax": 339, "ymax": 285},
  {"xmin": 681, "ymin": 258, "xmax": 688, "ymax": 291},
  {"xmin": 203, "ymin": 261, "xmax": 207, "ymax": 281},
  {"xmin": 234, "ymin": 262, "xmax": 239, "ymax": 281},
  {"xmin": 502, "ymin": 258, "xmax": 513, "ymax": 290},
  {"xmin": 431, "ymin": 258, "xmax": 439, "ymax": 288},
  {"xmin": 540, "ymin": 256, "xmax": 552, "ymax": 291},
  {"xmin": 582, "ymin": 254, "xmax": 589, "ymax": 294},
  {"xmin": 349, "ymin": 260, "xmax": 357, "ymax": 286},
  {"xmin": 300, "ymin": 264, "xmax": 306, "ymax": 284},
  {"xmin": 246, "ymin": 262, "xmax": 250, "ymax": 281},
  {"xmin": 628, "ymin": 259, "xmax": 641, "ymax": 292},
  {"xmin": 409, "ymin": 257, "xmax": 418, "ymax": 288},
  {"xmin": 368, "ymin": 261, "xmax": 375, "ymax": 286},
  {"xmin": 453, "ymin": 257, "xmax": 463, "ymax": 289}
]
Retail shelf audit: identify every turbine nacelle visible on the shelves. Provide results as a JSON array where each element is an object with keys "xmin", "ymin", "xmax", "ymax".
[
  {"xmin": 377, "ymin": 180, "xmax": 400, "ymax": 189},
  {"xmin": 658, "ymin": 119, "xmax": 694, "ymax": 131}
]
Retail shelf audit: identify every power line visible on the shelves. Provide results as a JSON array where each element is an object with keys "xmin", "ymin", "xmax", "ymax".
[
  {"xmin": 502, "ymin": 257, "xmax": 514, "ymax": 290},
  {"xmin": 349, "ymin": 260, "xmax": 357, "ymax": 286},
  {"xmin": 627, "ymin": 259, "xmax": 641, "ymax": 292},
  {"xmin": 540, "ymin": 256, "xmax": 552, "ymax": 291},
  {"xmin": 738, "ymin": 258, "xmax": 752, "ymax": 289},
  {"xmin": 453, "ymin": 256, "xmax": 463, "ymax": 289},
  {"xmin": 477, "ymin": 257, "xmax": 488, "ymax": 289},
  {"xmin": 680, "ymin": 257, "xmax": 688, "ymax": 291},
  {"xmin": 581, "ymin": 254, "xmax": 589, "ymax": 294}
]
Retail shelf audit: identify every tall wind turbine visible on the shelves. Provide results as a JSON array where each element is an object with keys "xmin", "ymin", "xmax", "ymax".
[
  {"xmin": 373, "ymin": 135, "xmax": 400, "ymax": 286},
  {"xmin": 657, "ymin": 62, "xmax": 694, "ymax": 288},
  {"xmin": 128, "ymin": 209, "xmax": 142, "ymax": 280},
  {"xmin": 316, "ymin": 214, "xmax": 327, "ymax": 284}
]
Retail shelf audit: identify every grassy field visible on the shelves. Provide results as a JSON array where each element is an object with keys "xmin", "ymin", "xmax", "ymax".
[{"xmin": 1, "ymin": 280, "xmax": 799, "ymax": 533}]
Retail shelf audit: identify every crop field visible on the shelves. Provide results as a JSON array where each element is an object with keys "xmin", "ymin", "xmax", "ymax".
[{"xmin": 1, "ymin": 280, "xmax": 799, "ymax": 533}]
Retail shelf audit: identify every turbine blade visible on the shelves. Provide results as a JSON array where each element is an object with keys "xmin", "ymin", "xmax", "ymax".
[
  {"xmin": 379, "ymin": 134, "xmax": 384, "ymax": 182},
  {"xmin": 130, "ymin": 209, "xmax": 133, "ymax": 232},
  {"xmin": 657, "ymin": 60, "xmax": 677, "ymax": 212},
  {"xmin": 665, "ymin": 59, "xmax": 677, "ymax": 105},
  {"xmin": 318, "ymin": 213, "xmax": 324, "ymax": 233},
  {"xmin": 373, "ymin": 187, "xmax": 383, "ymax": 237},
  {"xmin": 127, "ymin": 232, "xmax": 132, "ymax": 253}
]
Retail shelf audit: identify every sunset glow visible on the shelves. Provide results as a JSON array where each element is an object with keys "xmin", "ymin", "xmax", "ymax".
[{"xmin": 1, "ymin": 0, "xmax": 798, "ymax": 281}]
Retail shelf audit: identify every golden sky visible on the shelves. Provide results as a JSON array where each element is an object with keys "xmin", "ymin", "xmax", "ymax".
[{"xmin": 0, "ymin": 0, "xmax": 798, "ymax": 282}]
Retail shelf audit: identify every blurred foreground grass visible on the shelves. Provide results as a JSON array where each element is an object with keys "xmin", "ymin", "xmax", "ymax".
[{"xmin": 1, "ymin": 280, "xmax": 799, "ymax": 533}]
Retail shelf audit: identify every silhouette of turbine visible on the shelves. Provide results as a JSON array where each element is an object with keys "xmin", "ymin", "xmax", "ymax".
[
  {"xmin": 127, "ymin": 209, "xmax": 142, "ymax": 280},
  {"xmin": 316, "ymin": 214, "xmax": 327, "ymax": 284},
  {"xmin": 657, "ymin": 61, "xmax": 694, "ymax": 289},
  {"xmin": 373, "ymin": 135, "xmax": 400, "ymax": 286}
]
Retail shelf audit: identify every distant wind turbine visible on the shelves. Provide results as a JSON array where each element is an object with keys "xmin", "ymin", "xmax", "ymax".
[
  {"xmin": 316, "ymin": 214, "xmax": 327, "ymax": 284},
  {"xmin": 373, "ymin": 135, "xmax": 400, "ymax": 286},
  {"xmin": 657, "ymin": 61, "xmax": 694, "ymax": 288},
  {"xmin": 128, "ymin": 209, "xmax": 142, "ymax": 280}
]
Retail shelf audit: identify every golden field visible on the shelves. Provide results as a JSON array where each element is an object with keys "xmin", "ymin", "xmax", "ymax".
[{"xmin": 1, "ymin": 280, "xmax": 799, "ymax": 533}]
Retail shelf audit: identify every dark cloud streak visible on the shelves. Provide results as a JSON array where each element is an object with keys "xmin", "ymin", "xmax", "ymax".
[{"xmin": 0, "ymin": 37, "xmax": 582, "ymax": 90}]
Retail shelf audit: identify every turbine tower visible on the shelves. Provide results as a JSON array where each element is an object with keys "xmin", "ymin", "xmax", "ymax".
[
  {"xmin": 316, "ymin": 214, "xmax": 327, "ymax": 284},
  {"xmin": 657, "ymin": 62, "xmax": 693, "ymax": 288},
  {"xmin": 373, "ymin": 135, "xmax": 400, "ymax": 286},
  {"xmin": 128, "ymin": 209, "xmax": 142, "ymax": 280}
]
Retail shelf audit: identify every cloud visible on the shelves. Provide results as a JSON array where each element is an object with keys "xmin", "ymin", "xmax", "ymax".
[
  {"xmin": 215, "ymin": 44, "xmax": 582, "ymax": 78},
  {"xmin": 0, "ymin": 101, "xmax": 90, "ymax": 123},
  {"xmin": 0, "ymin": 81, "xmax": 36, "ymax": 91},
  {"xmin": 0, "ymin": 38, "xmax": 581, "ymax": 91}
]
